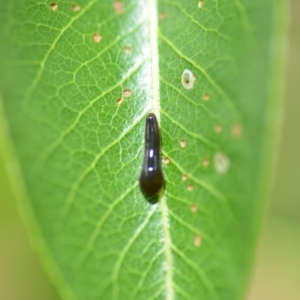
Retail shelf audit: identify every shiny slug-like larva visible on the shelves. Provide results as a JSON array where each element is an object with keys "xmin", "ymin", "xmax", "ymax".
[{"xmin": 139, "ymin": 113, "xmax": 164, "ymax": 203}]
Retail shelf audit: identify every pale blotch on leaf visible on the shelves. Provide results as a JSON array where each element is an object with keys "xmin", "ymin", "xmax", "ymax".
[
  {"xmin": 187, "ymin": 184, "xmax": 194, "ymax": 191},
  {"xmin": 93, "ymin": 33, "xmax": 102, "ymax": 43},
  {"xmin": 182, "ymin": 174, "xmax": 188, "ymax": 181},
  {"xmin": 214, "ymin": 152, "xmax": 230, "ymax": 174},
  {"xmin": 122, "ymin": 89, "xmax": 131, "ymax": 98},
  {"xmin": 214, "ymin": 124, "xmax": 223, "ymax": 134},
  {"xmin": 113, "ymin": 1, "xmax": 124, "ymax": 14},
  {"xmin": 190, "ymin": 203, "xmax": 198, "ymax": 213},
  {"xmin": 159, "ymin": 12, "xmax": 166, "ymax": 20},
  {"xmin": 202, "ymin": 158, "xmax": 210, "ymax": 167},
  {"xmin": 72, "ymin": 4, "xmax": 80, "ymax": 12},
  {"xmin": 198, "ymin": 1, "xmax": 204, "ymax": 9},
  {"xmin": 203, "ymin": 93, "xmax": 210, "ymax": 101},
  {"xmin": 164, "ymin": 157, "xmax": 170, "ymax": 164},
  {"xmin": 181, "ymin": 69, "xmax": 196, "ymax": 90},
  {"xmin": 50, "ymin": 3, "xmax": 58, "ymax": 11},
  {"xmin": 231, "ymin": 123, "xmax": 243, "ymax": 139},
  {"xmin": 180, "ymin": 139, "xmax": 186, "ymax": 148},
  {"xmin": 194, "ymin": 234, "xmax": 202, "ymax": 247}
]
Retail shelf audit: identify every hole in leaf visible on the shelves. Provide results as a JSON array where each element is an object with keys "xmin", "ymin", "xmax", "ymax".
[{"xmin": 181, "ymin": 69, "xmax": 196, "ymax": 89}]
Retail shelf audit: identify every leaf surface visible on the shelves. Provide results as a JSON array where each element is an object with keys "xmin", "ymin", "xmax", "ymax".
[{"xmin": 0, "ymin": 0, "xmax": 286, "ymax": 299}]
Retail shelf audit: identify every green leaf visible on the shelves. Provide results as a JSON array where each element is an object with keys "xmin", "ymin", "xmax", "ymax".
[{"xmin": 0, "ymin": 0, "xmax": 287, "ymax": 299}]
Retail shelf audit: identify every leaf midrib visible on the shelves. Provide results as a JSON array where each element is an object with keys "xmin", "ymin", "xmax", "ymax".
[{"xmin": 147, "ymin": 0, "xmax": 174, "ymax": 299}]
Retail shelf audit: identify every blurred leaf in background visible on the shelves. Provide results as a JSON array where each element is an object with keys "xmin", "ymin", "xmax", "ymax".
[
  {"xmin": 0, "ymin": 150, "xmax": 60, "ymax": 300},
  {"xmin": 248, "ymin": 1, "xmax": 300, "ymax": 299}
]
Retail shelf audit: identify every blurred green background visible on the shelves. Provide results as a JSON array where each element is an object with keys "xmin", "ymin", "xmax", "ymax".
[{"xmin": 0, "ymin": 1, "xmax": 299, "ymax": 299}]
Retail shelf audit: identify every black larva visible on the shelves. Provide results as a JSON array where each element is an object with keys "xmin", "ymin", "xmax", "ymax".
[{"xmin": 139, "ymin": 113, "xmax": 164, "ymax": 203}]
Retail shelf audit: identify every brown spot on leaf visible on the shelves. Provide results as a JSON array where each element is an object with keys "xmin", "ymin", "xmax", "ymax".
[
  {"xmin": 203, "ymin": 93, "xmax": 210, "ymax": 101},
  {"xmin": 159, "ymin": 12, "xmax": 166, "ymax": 20},
  {"xmin": 202, "ymin": 158, "xmax": 210, "ymax": 167},
  {"xmin": 198, "ymin": 1, "xmax": 204, "ymax": 9},
  {"xmin": 113, "ymin": 1, "xmax": 124, "ymax": 14},
  {"xmin": 123, "ymin": 46, "xmax": 131, "ymax": 54},
  {"xmin": 50, "ymin": 3, "xmax": 58, "ymax": 11},
  {"xmin": 190, "ymin": 203, "xmax": 198, "ymax": 213},
  {"xmin": 231, "ymin": 123, "xmax": 243, "ymax": 138},
  {"xmin": 194, "ymin": 234, "xmax": 202, "ymax": 247},
  {"xmin": 180, "ymin": 139, "xmax": 186, "ymax": 148},
  {"xmin": 187, "ymin": 184, "xmax": 194, "ymax": 191},
  {"xmin": 182, "ymin": 174, "xmax": 188, "ymax": 181},
  {"xmin": 214, "ymin": 124, "xmax": 223, "ymax": 133},
  {"xmin": 164, "ymin": 157, "xmax": 170, "ymax": 164},
  {"xmin": 72, "ymin": 4, "xmax": 80, "ymax": 11},
  {"xmin": 93, "ymin": 33, "xmax": 102, "ymax": 43},
  {"xmin": 122, "ymin": 89, "xmax": 131, "ymax": 98}
]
